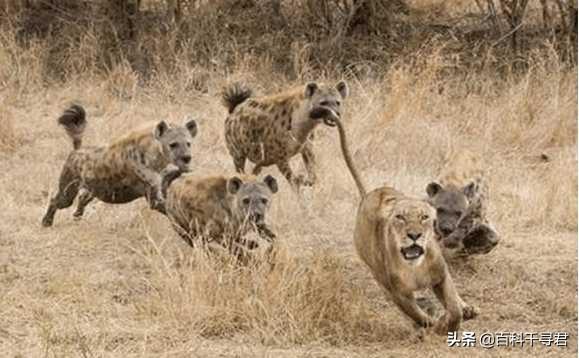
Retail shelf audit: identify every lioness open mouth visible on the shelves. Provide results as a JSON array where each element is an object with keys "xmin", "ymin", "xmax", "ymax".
[{"xmin": 401, "ymin": 244, "xmax": 425, "ymax": 260}]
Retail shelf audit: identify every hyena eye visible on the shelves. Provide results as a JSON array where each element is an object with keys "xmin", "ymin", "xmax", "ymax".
[
  {"xmin": 261, "ymin": 198, "xmax": 268, "ymax": 205},
  {"xmin": 320, "ymin": 101, "xmax": 329, "ymax": 106},
  {"xmin": 186, "ymin": 142, "xmax": 191, "ymax": 148},
  {"xmin": 169, "ymin": 142, "xmax": 179, "ymax": 149},
  {"xmin": 336, "ymin": 100, "xmax": 341, "ymax": 106},
  {"xmin": 242, "ymin": 198, "xmax": 251, "ymax": 205}
]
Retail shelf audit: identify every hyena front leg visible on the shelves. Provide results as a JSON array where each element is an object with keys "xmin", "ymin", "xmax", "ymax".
[
  {"xmin": 73, "ymin": 189, "xmax": 95, "ymax": 220},
  {"xmin": 233, "ymin": 155, "xmax": 247, "ymax": 174},
  {"xmin": 276, "ymin": 160, "xmax": 303, "ymax": 189},
  {"xmin": 126, "ymin": 151, "xmax": 165, "ymax": 213},
  {"xmin": 160, "ymin": 164, "xmax": 183, "ymax": 199},
  {"xmin": 300, "ymin": 142, "xmax": 317, "ymax": 187}
]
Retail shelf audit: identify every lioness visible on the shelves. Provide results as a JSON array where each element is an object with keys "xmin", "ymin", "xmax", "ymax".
[{"xmin": 328, "ymin": 113, "xmax": 476, "ymax": 334}]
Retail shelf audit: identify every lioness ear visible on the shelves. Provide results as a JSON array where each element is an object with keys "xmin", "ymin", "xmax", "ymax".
[
  {"xmin": 304, "ymin": 82, "xmax": 318, "ymax": 98},
  {"xmin": 463, "ymin": 182, "xmax": 477, "ymax": 199},
  {"xmin": 184, "ymin": 118, "xmax": 198, "ymax": 138},
  {"xmin": 227, "ymin": 176, "xmax": 243, "ymax": 195},
  {"xmin": 336, "ymin": 80, "xmax": 349, "ymax": 99},
  {"xmin": 154, "ymin": 121, "xmax": 169, "ymax": 140},
  {"xmin": 426, "ymin": 182, "xmax": 442, "ymax": 197},
  {"xmin": 263, "ymin": 175, "xmax": 278, "ymax": 194}
]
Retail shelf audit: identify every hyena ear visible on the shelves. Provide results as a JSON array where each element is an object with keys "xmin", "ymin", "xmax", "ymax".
[
  {"xmin": 184, "ymin": 118, "xmax": 198, "ymax": 138},
  {"xmin": 304, "ymin": 82, "xmax": 318, "ymax": 98},
  {"xmin": 463, "ymin": 182, "xmax": 477, "ymax": 199},
  {"xmin": 154, "ymin": 121, "xmax": 169, "ymax": 140},
  {"xmin": 263, "ymin": 175, "xmax": 278, "ymax": 194},
  {"xmin": 426, "ymin": 182, "xmax": 442, "ymax": 197},
  {"xmin": 227, "ymin": 176, "xmax": 243, "ymax": 195},
  {"xmin": 336, "ymin": 80, "xmax": 349, "ymax": 99}
]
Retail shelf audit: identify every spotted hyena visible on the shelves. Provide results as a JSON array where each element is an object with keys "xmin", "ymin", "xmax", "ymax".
[
  {"xmin": 161, "ymin": 168, "xmax": 278, "ymax": 259},
  {"xmin": 221, "ymin": 81, "xmax": 349, "ymax": 188},
  {"xmin": 41, "ymin": 104, "xmax": 198, "ymax": 227},
  {"xmin": 426, "ymin": 150, "xmax": 499, "ymax": 258}
]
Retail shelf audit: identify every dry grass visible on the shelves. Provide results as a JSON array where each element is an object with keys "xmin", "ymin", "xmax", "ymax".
[
  {"xmin": 0, "ymin": 107, "xmax": 19, "ymax": 154},
  {"xmin": 0, "ymin": 3, "xmax": 577, "ymax": 357}
]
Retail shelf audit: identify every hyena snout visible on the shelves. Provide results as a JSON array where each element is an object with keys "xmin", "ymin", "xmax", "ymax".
[
  {"xmin": 437, "ymin": 221, "xmax": 455, "ymax": 237},
  {"xmin": 249, "ymin": 212, "xmax": 265, "ymax": 225},
  {"xmin": 175, "ymin": 154, "xmax": 192, "ymax": 171},
  {"xmin": 440, "ymin": 226, "xmax": 453, "ymax": 236},
  {"xmin": 443, "ymin": 235, "xmax": 461, "ymax": 249}
]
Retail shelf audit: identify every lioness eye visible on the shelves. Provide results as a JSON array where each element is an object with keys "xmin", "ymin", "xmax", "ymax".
[
  {"xmin": 421, "ymin": 214, "xmax": 429, "ymax": 221},
  {"xmin": 242, "ymin": 198, "xmax": 250, "ymax": 205},
  {"xmin": 395, "ymin": 214, "xmax": 405, "ymax": 221}
]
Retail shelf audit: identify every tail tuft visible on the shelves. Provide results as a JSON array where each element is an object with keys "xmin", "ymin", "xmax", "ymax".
[
  {"xmin": 222, "ymin": 83, "xmax": 252, "ymax": 114},
  {"xmin": 58, "ymin": 104, "xmax": 87, "ymax": 150}
]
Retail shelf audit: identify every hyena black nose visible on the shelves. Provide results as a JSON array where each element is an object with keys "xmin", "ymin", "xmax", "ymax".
[
  {"xmin": 407, "ymin": 233, "xmax": 422, "ymax": 241},
  {"xmin": 251, "ymin": 213, "xmax": 264, "ymax": 223},
  {"xmin": 439, "ymin": 226, "xmax": 453, "ymax": 236},
  {"xmin": 182, "ymin": 155, "xmax": 192, "ymax": 164}
]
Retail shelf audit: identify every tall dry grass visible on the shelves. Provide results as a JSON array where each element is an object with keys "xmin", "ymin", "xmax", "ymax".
[
  {"xmin": 2, "ymin": 0, "xmax": 576, "ymax": 86},
  {"xmin": 133, "ymin": 243, "xmax": 395, "ymax": 346},
  {"xmin": 0, "ymin": 2, "xmax": 576, "ymax": 356},
  {"xmin": 0, "ymin": 110, "xmax": 19, "ymax": 154},
  {"xmin": 351, "ymin": 45, "xmax": 578, "ymax": 233}
]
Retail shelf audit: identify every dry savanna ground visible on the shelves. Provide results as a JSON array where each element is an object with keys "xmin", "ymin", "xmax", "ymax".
[{"xmin": 0, "ymin": 18, "xmax": 578, "ymax": 357}]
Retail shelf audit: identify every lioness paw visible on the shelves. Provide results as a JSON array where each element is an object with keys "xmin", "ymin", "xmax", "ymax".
[
  {"xmin": 433, "ymin": 315, "xmax": 454, "ymax": 336},
  {"xmin": 462, "ymin": 305, "xmax": 479, "ymax": 320}
]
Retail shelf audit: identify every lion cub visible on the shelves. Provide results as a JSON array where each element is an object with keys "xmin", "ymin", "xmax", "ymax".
[
  {"xmin": 161, "ymin": 170, "xmax": 278, "ymax": 258},
  {"xmin": 426, "ymin": 150, "xmax": 499, "ymax": 258}
]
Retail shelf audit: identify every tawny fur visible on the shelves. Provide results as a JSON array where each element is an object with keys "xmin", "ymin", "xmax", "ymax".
[
  {"xmin": 353, "ymin": 186, "xmax": 476, "ymax": 335},
  {"xmin": 331, "ymin": 118, "xmax": 476, "ymax": 335}
]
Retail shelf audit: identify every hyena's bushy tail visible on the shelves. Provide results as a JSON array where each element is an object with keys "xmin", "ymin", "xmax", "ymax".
[
  {"xmin": 221, "ymin": 82, "xmax": 252, "ymax": 114},
  {"xmin": 57, "ymin": 104, "xmax": 86, "ymax": 150}
]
